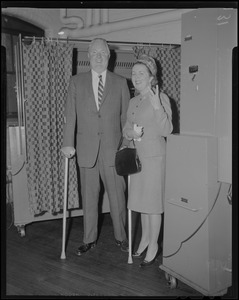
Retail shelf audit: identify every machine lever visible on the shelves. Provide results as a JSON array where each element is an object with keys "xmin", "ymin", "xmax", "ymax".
[{"xmin": 167, "ymin": 200, "xmax": 200, "ymax": 212}]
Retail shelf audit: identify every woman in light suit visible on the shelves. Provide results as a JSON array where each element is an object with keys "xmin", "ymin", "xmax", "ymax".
[{"xmin": 123, "ymin": 55, "xmax": 173, "ymax": 267}]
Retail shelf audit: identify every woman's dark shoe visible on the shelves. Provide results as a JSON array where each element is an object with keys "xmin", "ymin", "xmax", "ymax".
[
  {"xmin": 139, "ymin": 258, "xmax": 156, "ymax": 267},
  {"xmin": 139, "ymin": 247, "xmax": 160, "ymax": 267},
  {"xmin": 132, "ymin": 247, "xmax": 148, "ymax": 258}
]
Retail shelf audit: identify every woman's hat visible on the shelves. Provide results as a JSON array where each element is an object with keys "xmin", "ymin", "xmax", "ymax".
[{"xmin": 136, "ymin": 54, "xmax": 157, "ymax": 76}]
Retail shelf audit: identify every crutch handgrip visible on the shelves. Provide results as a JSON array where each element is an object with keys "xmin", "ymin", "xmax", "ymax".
[{"xmin": 60, "ymin": 156, "xmax": 69, "ymax": 259}]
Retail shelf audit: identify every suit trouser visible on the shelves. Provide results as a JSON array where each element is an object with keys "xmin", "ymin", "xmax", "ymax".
[{"xmin": 79, "ymin": 147, "xmax": 127, "ymax": 244}]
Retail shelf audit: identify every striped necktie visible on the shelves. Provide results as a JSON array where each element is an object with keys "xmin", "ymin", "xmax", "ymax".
[{"xmin": 98, "ymin": 75, "xmax": 104, "ymax": 109}]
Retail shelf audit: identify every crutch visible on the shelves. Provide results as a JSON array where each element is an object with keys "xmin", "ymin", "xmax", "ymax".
[
  {"xmin": 60, "ymin": 156, "xmax": 69, "ymax": 259},
  {"xmin": 127, "ymin": 175, "xmax": 133, "ymax": 264}
]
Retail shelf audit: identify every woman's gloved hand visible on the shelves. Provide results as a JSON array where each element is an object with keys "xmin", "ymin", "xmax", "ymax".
[
  {"xmin": 148, "ymin": 85, "xmax": 161, "ymax": 110},
  {"xmin": 133, "ymin": 124, "xmax": 144, "ymax": 141}
]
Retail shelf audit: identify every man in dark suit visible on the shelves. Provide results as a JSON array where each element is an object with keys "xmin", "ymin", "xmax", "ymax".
[{"xmin": 61, "ymin": 38, "xmax": 130, "ymax": 255}]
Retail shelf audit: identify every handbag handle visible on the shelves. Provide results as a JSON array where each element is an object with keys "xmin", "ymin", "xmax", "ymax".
[
  {"xmin": 117, "ymin": 136, "xmax": 124, "ymax": 151},
  {"xmin": 117, "ymin": 136, "xmax": 135, "ymax": 151}
]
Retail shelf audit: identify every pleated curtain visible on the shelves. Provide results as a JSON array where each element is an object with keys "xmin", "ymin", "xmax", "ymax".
[
  {"xmin": 133, "ymin": 45, "xmax": 181, "ymax": 133},
  {"xmin": 22, "ymin": 41, "xmax": 80, "ymax": 215}
]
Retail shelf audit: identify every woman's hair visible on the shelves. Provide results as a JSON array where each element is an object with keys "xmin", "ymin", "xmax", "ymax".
[{"xmin": 134, "ymin": 54, "xmax": 158, "ymax": 87}]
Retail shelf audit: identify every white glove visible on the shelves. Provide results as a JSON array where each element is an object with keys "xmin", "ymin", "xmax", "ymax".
[
  {"xmin": 148, "ymin": 85, "xmax": 161, "ymax": 110},
  {"xmin": 133, "ymin": 124, "xmax": 144, "ymax": 141}
]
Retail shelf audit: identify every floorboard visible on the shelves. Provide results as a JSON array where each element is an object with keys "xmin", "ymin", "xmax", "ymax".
[{"xmin": 4, "ymin": 203, "xmax": 234, "ymax": 297}]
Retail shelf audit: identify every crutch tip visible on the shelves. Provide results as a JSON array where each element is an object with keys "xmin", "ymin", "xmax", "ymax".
[
  {"xmin": 127, "ymin": 258, "xmax": 133, "ymax": 264},
  {"xmin": 60, "ymin": 254, "xmax": 66, "ymax": 259}
]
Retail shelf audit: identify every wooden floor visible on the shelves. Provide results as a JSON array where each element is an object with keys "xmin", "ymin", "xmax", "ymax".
[{"xmin": 4, "ymin": 203, "xmax": 234, "ymax": 297}]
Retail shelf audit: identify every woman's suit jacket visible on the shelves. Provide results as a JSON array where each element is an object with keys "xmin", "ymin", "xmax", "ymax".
[
  {"xmin": 123, "ymin": 91, "xmax": 173, "ymax": 213},
  {"xmin": 63, "ymin": 70, "xmax": 130, "ymax": 167},
  {"xmin": 123, "ymin": 92, "xmax": 173, "ymax": 158}
]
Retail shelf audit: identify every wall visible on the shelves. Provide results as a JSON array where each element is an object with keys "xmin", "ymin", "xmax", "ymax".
[{"xmin": 1, "ymin": 8, "xmax": 195, "ymax": 45}]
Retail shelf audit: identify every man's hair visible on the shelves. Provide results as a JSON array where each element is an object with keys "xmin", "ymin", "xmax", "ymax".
[{"xmin": 88, "ymin": 38, "xmax": 110, "ymax": 55}]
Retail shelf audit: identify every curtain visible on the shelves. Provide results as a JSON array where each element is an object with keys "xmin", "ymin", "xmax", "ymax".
[
  {"xmin": 22, "ymin": 41, "xmax": 80, "ymax": 215},
  {"xmin": 133, "ymin": 45, "xmax": 181, "ymax": 133}
]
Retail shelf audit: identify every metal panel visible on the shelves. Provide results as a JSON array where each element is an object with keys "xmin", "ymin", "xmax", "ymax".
[
  {"xmin": 160, "ymin": 134, "xmax": 231, "ymax": 296},
  {"xmin": 180, "ymin": 9, "xmax": 218, "ymax": 136},
  {"xmin": 216, "ymin": 11, "xmax": 237, "ymax": 183},
  {"xmin": 180, "ymin": 8, "xmax": 236, "ymax": 183}
]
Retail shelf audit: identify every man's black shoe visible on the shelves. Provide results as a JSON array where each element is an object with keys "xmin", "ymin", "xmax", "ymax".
[
  {"xmin": 115, "ymin": 239, "xmax": 129, "ymax": 252},
  {"xmin": 76, "ymin": 241, "xmax": 96, "ymax": 256}
]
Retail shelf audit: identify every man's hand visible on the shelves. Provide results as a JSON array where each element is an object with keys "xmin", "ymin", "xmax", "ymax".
[{"xmin": 61, "ymin": 146, "xmax": 76, "ymax": 158}]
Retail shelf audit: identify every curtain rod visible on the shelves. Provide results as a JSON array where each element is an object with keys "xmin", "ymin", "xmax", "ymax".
[{"xmin": 22, "ymin": 36, "xmax": 180, "ymax": 48}]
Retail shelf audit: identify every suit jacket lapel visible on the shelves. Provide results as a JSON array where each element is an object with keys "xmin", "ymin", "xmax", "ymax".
[
  {"xmin": 99, "ymin": 71, "xmax": 112, "ymax": 108},
  {"xmin": 85, "ymin": 71, "xmax": 98, "ymax": 112}
]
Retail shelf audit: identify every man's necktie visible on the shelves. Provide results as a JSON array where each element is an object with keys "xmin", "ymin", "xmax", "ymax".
[{"xmin": 98, "ymin": 75, "xmax": 104, "ymax": 109}]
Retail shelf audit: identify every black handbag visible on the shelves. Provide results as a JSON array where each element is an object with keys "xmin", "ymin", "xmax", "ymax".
[{"xmin": 115, "ymin": 137, "xmax": 142, "ymax": 176}]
